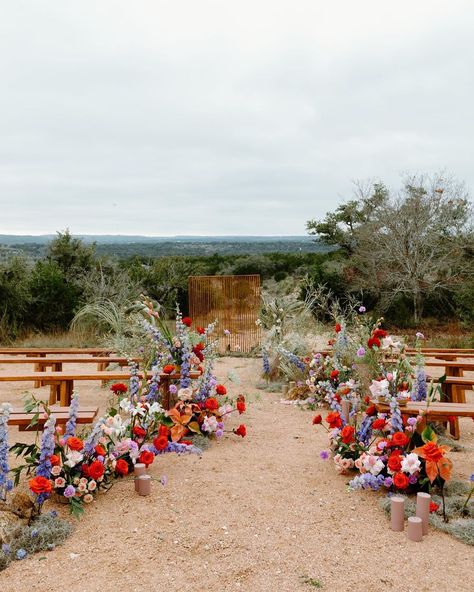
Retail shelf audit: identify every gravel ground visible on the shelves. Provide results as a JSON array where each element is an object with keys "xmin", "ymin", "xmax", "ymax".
[{"xmin": 0, "ymin": 356, "xmax": 473, "ymax": 592}]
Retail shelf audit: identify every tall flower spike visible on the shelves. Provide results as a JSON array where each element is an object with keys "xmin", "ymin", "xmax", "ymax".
[
  {"xmin": 129, "ymin": 363, "xmax": 140, "ymax": 401},
  {"xmin": 64, "ymin": 391, "xmax": 79, "ymax": 437},
  {"xmin": 0, "ymin": 403, "xmax": 13, "ymax": 501},
  {"xmin": 389, "ymin": 396, "xmax": 403, "ymax": 434}
]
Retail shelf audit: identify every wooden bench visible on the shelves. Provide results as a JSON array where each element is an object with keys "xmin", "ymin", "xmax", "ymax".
[
  {"xmin": 7, "ymin": 405, "xmax": 99, "ymax": 431},
  {"xmin": 0, "ymin": 348, "xmax": 112, "ymax": 355},
  {"xmin": 0, "ymin": 370, "xmax": 201, "ymax": 407},
  {"xmin": 373, "ymin": 400, "xmax": 474, "ymax": 439}
]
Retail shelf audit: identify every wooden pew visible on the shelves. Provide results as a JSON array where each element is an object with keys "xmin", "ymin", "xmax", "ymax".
[
  {"xmin": 0, "ymin": 348, "xmax": 112, "ymax": 355},
  {"xmin": 373, "ymin": 400, "xmax": 474, "ymax": 439},
  {"xmin": 7, "ymin": 405, "xmax": 99, "ymax": 431},
  {"xmin": 0, "ymin": 370, "xmax": 201, "ymax": 407}
]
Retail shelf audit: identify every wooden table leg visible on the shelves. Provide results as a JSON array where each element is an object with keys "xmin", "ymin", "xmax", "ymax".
[
  {"xmin": 49, "ymin": 384, "xmax": 57, "ymax": 405},
  {"xmin": 450, "ymin": 418, "xmax": 460, "ymax": 440},
  {"xmin": 161, "ymin": 377, "xmax": 170, "ymax": 410},
  {"xmin": 59, "ymin": 381, "xmax": 69, "ymax": 407}
]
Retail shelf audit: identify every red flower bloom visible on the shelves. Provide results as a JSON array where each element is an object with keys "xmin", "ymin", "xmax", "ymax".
[
  {"xmin": 237, "ymin": 400, "xmax": 246, "ymax": 414},
  {"xmin": 372, "ymin": 328, "xmax": 388, "ymax": 339},
  {"xmin": 390, "ymin": 432, "xmax": 410, "ymax": 448},
  {"xmin": 335, "ymin": 323, "xmax": 342, "ymax": 333},
  {"xmin": 29, "ymin": 476, "xmax": 52, "ymax": 495},
  {"xmin": 67, "ymin": 437, "xmax": 84, "ymax": 451},
  {"xmin": 326, "ymin": 412, "xmax": 343, "ymax": 429},
  {"xmin": 158, "ymin": 424, "xmax": 169, "ymax": 437},
  {"xmin": 418, "ymin": 441, "xmax": 444, "ymax": 462},
  {"xmin": 197, "ymin": 326, "xmax": 206, "ymax": 335},
  {"xmin": 215, "ymin": 384, "xmax": 227, "ymax": 396},
  {"xmin": 340, "ymin": 425, "xmax": 355, "ymax": 444},
  {"xmin": 387, "ymin": 452, "xmax": 403, "ymax": 472},
  {"xmin": 367, "ymin": 337, "xmax": 381, "ymax": 349},
  {"xmin": 392, "ymin": 472, "xmax": 409, "ymax": 490},
  {"xmin": 429, "ymin": 501, "xmax": 439, "ymax": 513},
  {"xmin": 88, "ymin": 461, "xmax": 105, "ymax": 480},
  {"xmin": 163, "ymin": 364, "xmax": 176, "ymax": 374},
  {"xmin": 363, "ymin": 395, "xmax": 371, "ymax": 405},
  {"xmin": 234, "ymin": 424, "xmax": 246, "ymax": 438},
  {"xmin": 81, "ymin": 464, "xmax": 90, "ymax": 477},
  {"xmin": 372, "ymin": 418, "xmax": 386, "ymax": 430},
  {"xmin": 111, "ymin": 382, "xmax": 128, "ymax": 394},
  {"xmin": 205, "ymin": 397, "xmax": 219, "ymax": 411},
  {"xmin": 193, "ymin": 347, "xmax": 204, "ymax": 362},
  {"xmin": 133, "ymin": 425, "xmax": 146, "ymax": 439},
  {"xmin": 115, "ymin": 459, "xmax": 129, "ymax": 476},
  {"xmin": 50, "ymin": 454, "xmax": 61, "ymax": 467},
  {"xmin": 139, "ymin": 450, "xmax": 155, "ymax": 467},
  {"xmin": 365, "ymin": 405, "xmax": 377, "ymax": 417},
  {"xmin": 312, "ymin": 414, "xmax": 322, "ymax": 425},
  {"xmin": 153, "ymin": 435, "xmax": 169, "ymax": 451},
  {"xmin": 95, "ymin": 445, "xmax": 106, "ymax": 456},
  {"xmin": 182, "ymin": 317, "xmax": 192, "ymax": 327},
  {"xmin": 330, "ymin": 369, "xmax": 340, "ymax": 380}
]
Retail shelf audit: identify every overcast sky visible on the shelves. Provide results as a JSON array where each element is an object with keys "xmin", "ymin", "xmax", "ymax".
[{"xmin": 0, "ymin": 1, "xmax": 473, "ymax": 236}]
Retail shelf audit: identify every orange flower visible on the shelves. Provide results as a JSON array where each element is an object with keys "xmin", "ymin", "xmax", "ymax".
[
  {"xmin": 413, "ymin": 441, "xmax": 452, "ymax": 483},
  {"xmin": 29, "ymin": 476, "xmax": 52, "ymax": 495},
  {"xmin": 67, "ymin": 437, "xmax": 84, "ymax": 451}
]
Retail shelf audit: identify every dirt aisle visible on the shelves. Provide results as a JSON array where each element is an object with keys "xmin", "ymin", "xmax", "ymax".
[{"xmin": 1, "ymin": 357, "xmax": 473, "ymax": 592}]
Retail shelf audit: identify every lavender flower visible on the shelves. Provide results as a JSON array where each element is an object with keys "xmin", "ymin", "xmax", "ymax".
[
  {"xmin": 64, "ymin": 392, "xmax": 79, "ymax": 437},
  {"xmin": 415, "ymin": 332, "xmax": 425, "ymax": 340},
  {"xmin": 319, "ymin": 451, "xmax": 329, "ymax": 460},
  {"xmin": 349, "ymin": 473, "xmax": 385, "ymax": 491},
  {"xmin": 470, "ymin": 474, "xmax": 474, "ymax": 483},
  {"xmin": 63, "ymin": 485, "xmax": 76, "ymax": 498},
  {"xmin": 358, "ymin": 306, "xmax": 366, "ymax": 313},
  {"xmin": 389, "ymin": 397, "xmax": 403, "ymax": 434},
  {"xmin": 16, "ymin": 549, "xmax": 27, "ymax": 560},
  {"xmin": 2, "ymin": 544, "xmax": 10, "ymax": 555},
  {"xmin": 356, "ymin": 346, "xmax": 366, "ymax": 358},
  {"xmin": 169, "ymin": 384, "xmax": 178, "ymax": 395},
  {"xmin": 0, "ymin": 404, "xmax": 13, "ymax": 501},
  {"xmin": 83, "ymin": 416, "xmax": 106, "ymax": 456},
  {"xmin": 383, "ymin": 477, "xmax": 393, "ymax": 488}
]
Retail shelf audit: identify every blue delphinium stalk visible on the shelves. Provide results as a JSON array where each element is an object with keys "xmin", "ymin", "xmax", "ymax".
[
  {"xmin": 279, "ymin": 347, "xmax": 306, "ymax": 372},
  {"xmin": 412, "ymin": 365, "xmax": 427, "ymax": 401},
  {"xmin": 35, "ymin": 414, "xmax": 56, "ymax": 506},
  {"xmin": 83, "ymin": 417, "xmax": 106, "ymax": 455},
  {"xmin": 145, "ymin": 372, "xmax": 161, "ymax": 403},
  {"xmin": 64, "ymin": 392, "xmax": 79, "ymax": 437},
  {"xmin": 357, "ymin": 415, "xmax": 373, "ymax": 445},
  {"xmin": 389, "ymin": 396, "xmax": 403, "ymax": 433},
  {"xmin": 162, "ymin": 441, "xmax": 202, "ymax": 455},
  {"xmin": 348, "ymin": 473, "xmax": 385, "ymax": 491},
  {"xmin": 175, "ymin": 312, "xmax": 192, "ymax": 388},
  {"xmin": 0, "ymin": 403, "xmax": 13, "ymax": 501},
  {"xmin": 129, "ymin": 363, "xmax": 140, "ymax": 401},
  {"xmin": 195, "ymin": 359, "xmax": 215, "ymax": 402}
]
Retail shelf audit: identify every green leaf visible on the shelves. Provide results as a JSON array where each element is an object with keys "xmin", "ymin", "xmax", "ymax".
[{"xmin": 421, "ymin": 424, "xmax": 437, "ymax": 444}]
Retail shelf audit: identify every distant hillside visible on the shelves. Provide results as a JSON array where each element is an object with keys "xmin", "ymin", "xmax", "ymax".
[{"xmin": 0, "ymin": 234, "xmax": 331, "ymax": 258}]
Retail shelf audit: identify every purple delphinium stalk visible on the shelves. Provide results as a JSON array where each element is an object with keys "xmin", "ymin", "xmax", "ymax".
[
  {"xmin": 64, "ymin": 392, "xmax": 79, "ymax": 437},
  {"xmin": 357, "ymin": 415, "xmax": 373, "ymax": 445},
  {"xmin": 389, "ymin": 397, "xmax": 403, "ymax": 434},
  {"xmin": 155, "ymin": 441, "xmax": 202, "ymax": 455},
  {"xmin": 145, "ymin": 372, "xmax": 161, "ymax": 403},
  {"xmin": 0, "ymin": 404, "xmax": 13, "ymax": 501},
  {"xmin": 412, "ymin": 366, "xmax": 427, "ymax": 401},
  {"xmin": 195, "ymin": 360, "xmax": 215, "ymax": 402},
  {"xmin": 262, "ymin": 351, "xmax": 270, "ymax": 376},
  {"xmin": 35, "ymin": 414, "xmax": 56, "ymax": 506},
  {"xmin": 129, "ymin": 363, "xmax": 140, "ymax": 401},
  {"xmin": 83, "ymin": 416, "xmax": 106, "ymax": 455},
  {"xmin": 279, "ymin": 347, "xmax": 306, "ymax": 372},
  {"xmin": 349, "ymin": 473, "xmax": 385, "ymax": 491}
]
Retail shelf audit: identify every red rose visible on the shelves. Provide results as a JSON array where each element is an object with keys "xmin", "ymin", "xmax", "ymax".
[
  {"xmin": 95, "ymin": 445, "xmax": 106, "ymax": 456},
  {"xmin": 234, "ymin": 424, "xmax": 246, "ymax": 438},
  {"xmin": 372, "ymin": 328, "xmax": 388, "ymax": 339},
  {"xmin": 367, "ymin": 337, "xmax": 381, "ymax": 349},
  {"xmin": 391, "ymin": 432, "xmax": 410, "ymax": 448},
  {"xmin": 340, "ymin": 425, "xmax": 355, "ymax": 444},
  {"xmin": 330, "ymin": 369, "xmax": 340, "ymax": 380},
  {"xmin": 392, "ymin": 472, "xmax": 409, "ymax": 490},
  {"xmin": 429, "ymin": 501, "xmax": 439, "ymax": 513},
  {"xmin": 364, "ymin": 395, "xmax": 371, "ymax": 405},
  {"xmin": 153, "ymin": 435, "xmax": 169, "ymax": 451},
  {"xmin": 312, "ymin": 414, "xmax": 322, "ymax": 425},
  {"xmin": 205, "ymin": 397, "xmax": 219, "ymax": 411},
  {"xmin": 197, "ymin": 326, "xmax": 205, "ymax": 335},
  {"xmin": 139, "ymin": 450, "xmax": 155, "ymax": 467},
  {"xmin": 326, "ymin": 412, "xmax": 343, "ymax": 429},
  {"xmin": 133, "ymin": 425, "xmax": 146, "ymax": 439},
  {"xmin": 182, "ymin": 317, "xmax": 192, "ymax": 327},
  {"xmin": 387, "ymin": 452, "xmax": 402, "ymax": 472},
  {"xmin": 334, "ymin": 394, "xmax": 341, "ymax": 403},
  {"xmin": 88, "ymin": 461, "xmax": 105, "ymax": 480},
  {"xmin": 372, "ymin": 418, "xmax": 386, "ymax": 430},
  {"xmin": 81, "ymin": 464, "xmax": 90, "ymax": 477},
  {"xmin": 365, "ymin": 405, "xmax": 377, "ymax": 417},
  {"xmin": 50, "ymin": 454, "xmax": 61, "ymax": 467},
  {"xmin": 29, "ymin": 476, "xmax": 52, "ymax": 495},
  {"xmin": 237, "ymin": 400, "xmax": 246, "ymax": 414},
  {"xmin": 215, "ymin": 384, "xmax": 227, "ymax": 395},
  {"xmin": 335, "ymin": 323, "xmax": 342, "ymax": 333},
  {"xmin": 193, "ymin": 347, "xmax": 204, "ymax": 362},
  {"xmin": 158, "ymin": 424, "xmax": 169, "ymax": 437},
  {"xmin": 115, "ymin": 459, "xmax": 129, "ymax": 476},
  {"xmin": 67, "ymin": 437, "xmax": 84, "ymax": 451},
  {"xmin": 163, "ymin": 364, "xmax": 176, "ymax": 375},
  {"xmin": 111, "ymin": 382, "xmax": 127, "ymax": 394}
]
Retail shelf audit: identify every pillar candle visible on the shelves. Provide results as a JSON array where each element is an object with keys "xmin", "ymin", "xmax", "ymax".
[
  {"xmin": 282, "ymin": 384, "xmax": 289, "ymax": 397},
  {"xmin": 415, "ymin": 492, "xmax": 431, "ymax": 535},
  {"xmin": 390, "ymin": 496, "xmax": 405, "ymax": 531},
  {"xmin": 341, "ymin": 399, "xmax": 351, "ymax": 424},
  {"xmin": 407, "ymin": 516, "xmax": 423, "ymax": 542},
  {"xmin": 137, "ymin": 474, "xmax": 152, "ymax": 496},
  {"xmin": 134, "ymin": 463, "xmax": 146, "ymax": 492}
]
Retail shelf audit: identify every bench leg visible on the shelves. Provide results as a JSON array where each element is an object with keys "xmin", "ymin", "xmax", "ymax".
[
  {"xmin": 449, "ymin": 418, "xmax": 460, "ymax": 440},
  {"xmin": 59, "ymin": 381, "xmax": 69, "ymax": 407},
  {"xmin": 49, "ymin": 384, "xmax": 58, "ymax": 405}
]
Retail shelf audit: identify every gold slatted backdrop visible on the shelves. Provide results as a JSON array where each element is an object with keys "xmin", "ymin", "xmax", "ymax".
[{"xmin": 188, "ymin": 275, "xmax": 261, "ymax": 353}]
